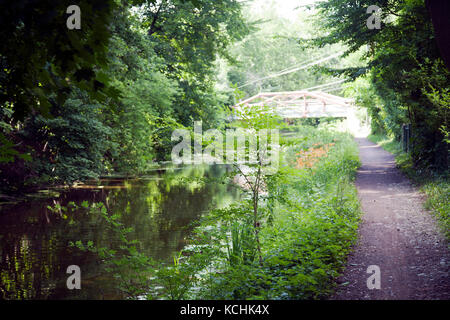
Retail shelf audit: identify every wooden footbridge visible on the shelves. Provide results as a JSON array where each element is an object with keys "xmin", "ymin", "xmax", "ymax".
[{"xmin": 232, "ymin": 90, "xmax": 355, "ymax": 119}]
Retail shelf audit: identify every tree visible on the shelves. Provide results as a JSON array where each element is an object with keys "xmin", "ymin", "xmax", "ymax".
[
  {"xmin": 1, "ymin": 0, "xmax": 252, "ymax": 189},
  {"xmin": 425, "ymin": 0, "xmax": 450, "ymax": 70},
  {"xmin": 315, "ymin": 0, "xmax": 449, "ymax": 169},
  {"xmin": 0, "ymin": 0, "xmax": 120, "ymax": 121},
  {"xmin": 227, "ymin": 2, "xmax": 345, "ymax": 98},
  {"xmin": 230, "ymin": 95, "xmax": 282, "ymax": 265},
  {"xmin": 141, "ymin": 0, "xmax": 249, "ymax": 128}
]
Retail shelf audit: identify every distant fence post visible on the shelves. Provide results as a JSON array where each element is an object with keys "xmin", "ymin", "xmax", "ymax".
[{"xmin": 402, "ymin": 123, "xmax": 411, "ymax": 153}]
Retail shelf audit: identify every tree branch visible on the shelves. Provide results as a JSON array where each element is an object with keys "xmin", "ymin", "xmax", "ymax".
[{"xmin": 148, "ymin": 1, "xmax": 165, "ymax": 36}]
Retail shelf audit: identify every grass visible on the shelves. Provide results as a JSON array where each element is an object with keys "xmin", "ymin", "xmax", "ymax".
[
  {"xmin": 368, "ymin": 134, "xmax": 450, "ymax": 241},
  {"xmin": 178, "ymin": 126, "xmax": 363, "ymax": 300},
  {"xmin": 79, "ymin": 126, "xmax": 364, "ymax": 300}
]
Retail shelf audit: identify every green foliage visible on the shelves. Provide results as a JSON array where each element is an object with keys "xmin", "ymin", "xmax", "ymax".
[
  {"xmin": 423, "ymin": 179, "xmax": 450, "ymax": 241},
  {"xmin": 67, "ymin": 202, "xmax": 156, "ymax": 298},
  {"xmin": 424, "ymin": 86, "xmax": 450, "ymax": 144},
  {"xmin": 226, "ymin": 1, "xmax": 345, "ymax": 98},
  {"xmin": 342, "ymin": 75, "xmax": 385, "ymax": 134},
  {"xmin": 226, "ymin": 221, "xmax": 256, "ymax": 267},
  {"xmin": 0, "ymin": 0, "xmax": 119, "ymax": 122},
  {"xmin": 84, "ymin": 127, "xmax": 361, "ymax": 300},
  {"xmin": 35, "ymin": 125, "xmax": 362, "ymax": 301},
  {"xmin": 1, "ymin": 0, "xmax": 250, "ymax": 187},
  {"xmin": 22, "ymin": 92, "xmax": 113, "ymax": 184},
  {"xmin": 191, "ymin": 127, "xmax": 361, "ymax": 299},
  {"xmin": 227, "ymin": 100, "xmax": 285, "ymax": 266},
  {"xmin": 316, "ymin": 0, "xmax": 449, "ymax": 170},
  {"xmin": 104, "ymin": 11, "xmax": 181, "ymax": 170},
  {"xmin": 141, "ymin": 0, "xmax": 249, "ymax": 128},
  {"xmin": 0, "ymin": 133, "xmax": 31, "ymax": 163}
]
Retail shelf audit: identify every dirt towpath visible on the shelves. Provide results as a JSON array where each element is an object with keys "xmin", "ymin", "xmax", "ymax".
[{"xmin": 332, "ymin": 137, "xmax": 449, "ymax": 300}]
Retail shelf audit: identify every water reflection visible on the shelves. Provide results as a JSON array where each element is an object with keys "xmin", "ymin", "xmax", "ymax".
[{"xmin": 0, "ymin": 165, "xmax": 240, "ymax": 299}]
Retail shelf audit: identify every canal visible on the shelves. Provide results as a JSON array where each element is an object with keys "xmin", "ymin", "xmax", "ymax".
[{"xmin": 0, "ymin": 165, "xmax": 241, "ymax": 299}]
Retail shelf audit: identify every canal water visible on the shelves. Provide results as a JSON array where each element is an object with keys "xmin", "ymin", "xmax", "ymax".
[{"xmin": 0, "ymin": 165, "xmax": 241, "ymax": 299}]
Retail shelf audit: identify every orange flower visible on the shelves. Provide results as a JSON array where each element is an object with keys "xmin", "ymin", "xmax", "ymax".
[{"xmin": 295, "ymin": 142, "xmax": 335, "ymax": 169}]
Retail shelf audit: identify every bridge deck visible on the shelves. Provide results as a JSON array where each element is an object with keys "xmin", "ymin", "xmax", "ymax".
[{"xmin": 232, "ymin": 90, "xmax": 354, "ymax": 118}]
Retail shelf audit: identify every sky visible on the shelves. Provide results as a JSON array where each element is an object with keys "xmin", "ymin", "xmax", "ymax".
[
  {"xmin": 242, "ymin": 0, "xmax": 320, "ymax": 21},
  {"xmin": 276, "ymin": 0, "xmax": 320, "ymax": 20}
]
